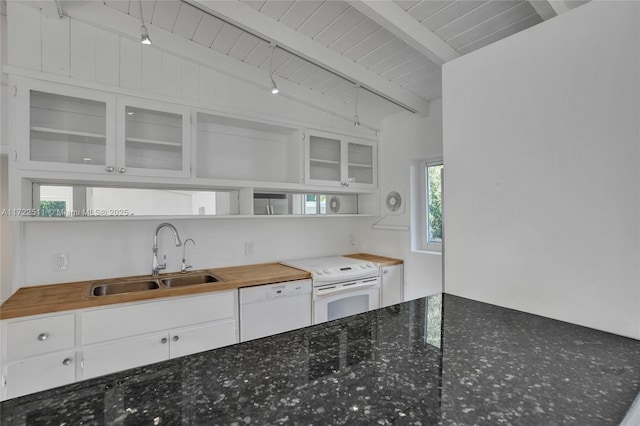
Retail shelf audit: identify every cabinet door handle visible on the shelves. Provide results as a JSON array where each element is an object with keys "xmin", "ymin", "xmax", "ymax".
[
  {"xmin": 37, "ymin": 333, "xmax": 48, "ymax": 341},
  {"xmin": 62, "ymin": 358, "xmax": 72, "ymax": 366},
  {"xmin": 161, "ymin": 337, "xmax": 168, "ymax": 344},
  {"xmin": 106, "ymin": 166, "xmax": 115, "ymax": 173},
  {"xmin": 172, "ymin": 335, "xmax": 179, "ymax": 342},
  {"xmin": 118, "ymin": 167, "xmax": 126, "ymax": 173}
]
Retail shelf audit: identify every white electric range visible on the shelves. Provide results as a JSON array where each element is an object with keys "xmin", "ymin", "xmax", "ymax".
[{"xmin": 281, "ymin": 256, "xmax": 380, "ymax": 324}]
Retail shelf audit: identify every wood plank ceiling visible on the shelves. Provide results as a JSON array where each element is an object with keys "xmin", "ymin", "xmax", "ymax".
[{"xmin": 104, "ymin": 0, "xmax": 589, "ymax": 116}]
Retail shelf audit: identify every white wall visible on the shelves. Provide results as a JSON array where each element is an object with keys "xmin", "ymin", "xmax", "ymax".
[
  {"xmin": 0, "ymin": 156, "xmax": 12, "ymax": 302},
  {"xmin": 443, "ymin": 1, "xmax": 640, "ymax": 338},
  {"xmin": 3, "ymin": 3, "xmax": 379, "ymax": 289},
  {"xmin": 360, "ymin": 100, "xmax": 443, "ymax": 300},
  {"xmin": 21, "ymin": 217, "xmax": 361, "ymax": 285}
]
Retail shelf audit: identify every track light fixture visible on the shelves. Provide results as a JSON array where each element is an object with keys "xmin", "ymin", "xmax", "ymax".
[
  {"xmin": 353, "ymin": 84, "xmax": 361, "ymax": 126},
  {"xmin": 139, "ymin": 0, "xmax": 151, "ymax": 45},
  {"xmin": 269, "ymin": 43, "xmax": 279, "ymax": 94}
]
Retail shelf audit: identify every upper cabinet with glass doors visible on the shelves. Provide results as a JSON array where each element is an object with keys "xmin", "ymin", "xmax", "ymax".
[
  {"xmin": 118, "ymin": 98, "xmax": 190, "ymax": 178},
  {"xmin": 304, "ymin": 129, "xmax": 377, "ymax": 189},
  {"xmin": 14, "ymin": 78, "xmax": 190, "ymax": 179}
]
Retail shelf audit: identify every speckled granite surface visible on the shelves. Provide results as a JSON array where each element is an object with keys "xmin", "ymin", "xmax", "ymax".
[{"xmin": 2, "ymin": 294, "xmax": 640, "ymax": 425}]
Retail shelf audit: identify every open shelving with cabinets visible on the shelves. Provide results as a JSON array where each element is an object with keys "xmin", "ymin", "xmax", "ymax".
[
  {"xmin": 10, "ymin": 76, "xmax": 381, "ymax": 219},
  {"xmin": 195, "ymin": 113, "xmax": 301, "ymax": 185}
]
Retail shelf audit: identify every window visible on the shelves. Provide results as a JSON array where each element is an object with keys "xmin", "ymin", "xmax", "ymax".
[
  {"xmin": 410, "ymin": 158, "xmax": 443, "ymax": 253},
  {"xmin": 426, "ymin": 162, "xmax": 443, "ymax": 245}
]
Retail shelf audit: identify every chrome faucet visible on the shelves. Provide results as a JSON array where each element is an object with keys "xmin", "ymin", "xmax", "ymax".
[
  {"xmin": 181, "ymin": 239, "xmax": 196, "ymax": 273},
  {"xmin": 152, "ymin": 223, "xmax": 182, "ymax": 276}
]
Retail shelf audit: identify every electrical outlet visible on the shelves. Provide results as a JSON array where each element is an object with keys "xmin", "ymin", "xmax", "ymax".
[
  {"xmin": 349, "ymin": 234, "xmax": 356, "ymax": 246},
  {"xmin": 245, "ymin": 241, "xmax": 255, "ymax": 256},
  {"xmin": 53, "ymin": 253, "xmax": 69, "ymax": 272}
]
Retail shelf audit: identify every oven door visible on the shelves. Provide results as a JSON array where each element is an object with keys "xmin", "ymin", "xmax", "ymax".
[{"xmin": 313, "ymin": 277, "xmax": 380, "ymax": 324}]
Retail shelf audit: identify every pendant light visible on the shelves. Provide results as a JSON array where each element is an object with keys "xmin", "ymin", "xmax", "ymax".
[
  {"xmin": 139, "ymin": 0, "xmax": 152, "ymax": 45},
  {"xmin": 353, "ymin": 84, "xmax": 361, "ymax": 127},
  {"xmin": 269, "ymin": 43, "xmax": 279, "ymax": 94}
]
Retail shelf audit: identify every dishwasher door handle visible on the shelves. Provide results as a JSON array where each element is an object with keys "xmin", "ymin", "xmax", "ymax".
[{"xmin": 315, "ymin": 281, "xmax": 378, "ymax": 297}]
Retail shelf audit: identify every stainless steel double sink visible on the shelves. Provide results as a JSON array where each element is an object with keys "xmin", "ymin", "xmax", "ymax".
[{"xmin": 88, "ymin": 273, "xmax": 222, "ymax": 297}]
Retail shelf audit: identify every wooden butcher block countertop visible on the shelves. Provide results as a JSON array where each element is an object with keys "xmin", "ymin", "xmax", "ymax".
[
  {"xmin": 0, "ymin": 254, "xmax": 403, "ymax": 320},
  {"xmin": 345, "ymin": 253, "xmax": 404, "ymax": 267},
  {"xmin": 0, "ymin": 263, "xmax": 310, "ymax": 320}
]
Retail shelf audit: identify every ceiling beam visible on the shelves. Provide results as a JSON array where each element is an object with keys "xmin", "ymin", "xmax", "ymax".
[
  {"xmin": 348, "ymin": 1, "xmax": 460, "ymax": 66},
  {"xmin": 38, "ymin": 0, "xmax": 62, "ymax": 19},
  {"xmin": 548, "ymin": 1, "xmax": 572, "ymax": 15},
  {"xmin": 528, "ymin": 1, "xmax": 558, "ymax": 20},
  {"xmin": 186, "ymin": 0, "xmax": 430, "ymax": 116}
]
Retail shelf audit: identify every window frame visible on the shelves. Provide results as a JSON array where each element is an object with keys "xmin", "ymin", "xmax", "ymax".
[
  {"xmin": 411, "ymin": 157, "xmax": 443, "ymax": 254},
  {"xmin": 422, "ymin": 159, "xmax": 443, "ymax": 251}
]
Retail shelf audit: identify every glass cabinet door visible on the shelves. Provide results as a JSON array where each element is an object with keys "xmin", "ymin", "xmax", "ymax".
[
  {"xmin": 118, "ymin": 99, "xmax": 190, "ymax": 178},
  {"xmin": 308, "ymin": 134, "xmax": 341, "ymax": 183},
  {"xmin": 124, "ymin": 107, "xmax": 183, "ymax": 172},
  {"xmin": 347, "ymin": 142, "xmax": 374, "ymax": 185},
  {"xmin": 29, "ymin": 91, "xmax": 107, "ymax": 167}
]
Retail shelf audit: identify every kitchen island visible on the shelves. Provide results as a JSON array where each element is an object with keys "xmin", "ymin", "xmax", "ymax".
[{"xmin": 1, "ymin": 294, "xmax": 639, "ymax": 425}]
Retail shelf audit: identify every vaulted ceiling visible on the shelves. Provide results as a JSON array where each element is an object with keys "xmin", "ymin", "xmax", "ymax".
[{"xmin": 103, "ymin": 0, "xmax": 589, "ymax": 117}]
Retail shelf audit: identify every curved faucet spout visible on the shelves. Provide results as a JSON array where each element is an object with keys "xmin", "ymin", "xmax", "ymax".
[
  {"xmin": 153, "ymin": 223, "xmax": 182, "ymax": 248},
  {"xmin": 152, "ymin": 223, "xmax": 182, "ymax": 276}
]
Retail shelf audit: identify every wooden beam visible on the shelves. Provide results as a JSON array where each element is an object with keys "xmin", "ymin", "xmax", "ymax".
[
  {"xmin": 186, "ymin": 0, "xmax": 430, "ymax": 116},
  {"xmin": 528, "ymin": 1, "xmax": 558, "ymax": 20},
  {"xmin": 548, "ymin": 1, "xmax": 571, "ymax": 15},
  {"xmin": 348, "ymin": 0, "xmax": 460, "ymax": 66},
  {"xmin": 39, "ymin": 0, "xmax": 62, "ymax": 19}
]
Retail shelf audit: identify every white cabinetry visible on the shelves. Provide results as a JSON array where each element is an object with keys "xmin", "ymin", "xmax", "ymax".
[
  {"xmin": 381, "ymin": 264, "xmax": 404, "ymax": 307},
  {"xmin": 14, "ymin": 77, "xmax": 191, "ymax": 178},
  {"xmin": 1, "ymin": 313, "xmax": 77, "ymax": 400},
  {"xmin": 195, "ymin": 113, "xmax": 300, "ymax": 185},
  {"xmin": 81, "ymin": 291, "xmax": 237, "ymax": 380},
  {"xmin": 305, "ymin": 129, "xmax": 377, "ymax": 189},
  {"xmin": 119, "ymin": 98, "xmax": 190, "ymax": 178}
]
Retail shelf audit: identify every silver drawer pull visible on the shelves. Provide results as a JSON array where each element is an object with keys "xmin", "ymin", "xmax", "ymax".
[
  {"xmin": 172, "ymin": 335, "xmax": 179, "ymax": 342},
  {"xmin": 37, "ymin": 333, "xmax": 49, "ymax": 341},
  {"xmin": 161, "ymin": 337, "xmax": 168, "ymax": 344},
  {"xmin": 62, "ymin": 358, "xmax": 72, "ymax": 366}
]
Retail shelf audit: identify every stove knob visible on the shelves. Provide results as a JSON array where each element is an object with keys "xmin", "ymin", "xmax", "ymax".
[
  {"xmin": 316, "ymin": 270, "xmax": 323, "ymax": 275},
  {"xmin": 323, "ymin": 269, "xmax": 330, "ymax": 274},
  {"xmin": 360, "ymin": 265, "xmax": 366, "ymax": 269}
]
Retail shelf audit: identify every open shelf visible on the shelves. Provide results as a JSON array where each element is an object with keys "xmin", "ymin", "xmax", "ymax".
[
  {"xmin": 31, "ymin": 127, "xmax": 106, "ymax": 140},
  {"xmin": 310, "ymin": 158, "xmax": 340, "ymax": 166},
  {"xmin": 126, "ymin": 138, "xmax": 182, "ymax": 148}
]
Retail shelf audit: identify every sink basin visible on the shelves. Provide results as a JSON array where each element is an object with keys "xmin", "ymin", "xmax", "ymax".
[
  {"xmin": 89, "ymin": 280, "xmax": 160, "ymax": 297},
  {"xmin": 161, "ymin": 274, "xmax": 220, "ymax": 288}
]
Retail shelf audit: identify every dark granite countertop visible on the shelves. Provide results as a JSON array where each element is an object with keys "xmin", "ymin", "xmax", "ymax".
[{"xmin": 2, "ymin": 294, "xmax": 640, "ymax": 425}]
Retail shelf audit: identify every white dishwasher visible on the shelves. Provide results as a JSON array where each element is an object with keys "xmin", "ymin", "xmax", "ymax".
[{"xmin": 239, "ymin": 279, "xmax": 312, "ymax": 342}]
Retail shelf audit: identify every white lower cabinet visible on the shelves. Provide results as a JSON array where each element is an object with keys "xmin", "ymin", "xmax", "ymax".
[
  {"xmin": 169, "ymin": 320, "xmax": 237, "ymax": 358},
  {"xmin": 79, "ymin": 291, "xmax": 238, "ymax": 380},
  {"xmin": 82, "ymin": 332, "xmax": 170, "ymax": 380},
  {"xmin": 381, "ymin": 264, "xmax": 404, "ymax": 308},
  {"xmin": 1, "ymin": 290, "xmax": 239, "ymax": 400},
  {"xmin": 4, "ymin": 351, "xmax": 77, "ymax": 400},
  {"xmin": 1, "ymin": 312, "xmax": 77, "ymax": 400}
]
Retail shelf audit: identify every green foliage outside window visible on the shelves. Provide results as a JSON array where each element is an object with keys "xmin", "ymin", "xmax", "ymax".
[
  {"xmin": 427, "ymin": 165, "xmax": 443, "ymax": 242},
  {"xmin": 39, "ymin": 200, "xmax": 67, "ymax": 217}
]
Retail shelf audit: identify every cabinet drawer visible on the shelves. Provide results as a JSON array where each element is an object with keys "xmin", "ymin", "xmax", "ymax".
[
  {"xmin": 5, "ymin": 351, "xmax": 76, "ymax": 399},
  {"xmin": 82, "ymin": 291, "xmax": 235, "ymax": 345},
  {"xmin": 6, "ymin": 314, "xmax": 75, "ymax": 360},
  {"xmin": 82, "ymin": 333, "xmax": 170, "ymax": 380},
  {"xmin": 169, "ymin": 320, "xmax": 237, "ymax": 359}
]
